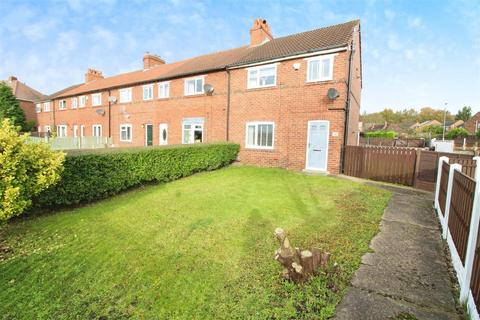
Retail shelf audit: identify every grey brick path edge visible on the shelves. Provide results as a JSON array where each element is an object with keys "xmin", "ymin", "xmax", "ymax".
[{"xmin": 334, "ymin": 183, "xmax": 462, "ymax": 320}]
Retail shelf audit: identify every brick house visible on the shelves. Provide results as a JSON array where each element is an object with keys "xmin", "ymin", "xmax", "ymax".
[
  {"xmin": 33, "ymin": 19, "xmax": 362, "ymax": 173},
  {"xmin": 1, "ymin": 76, "xmax": 46, "ymax": 125},
  {"xmin": 465, "ymin": 112, "xmax": 480, "ymax": 134}
]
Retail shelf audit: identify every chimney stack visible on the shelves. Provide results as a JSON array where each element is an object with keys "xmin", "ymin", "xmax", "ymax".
[
  {"xmin": 250, "ymin": 19, "xmax": 273, "ymax": 46},
  {"xmin": 85, "ymin": 68, "xmax": 104, "ymax": 83},
  {"xmin": 143, "ymin": 52, "xmax": 165, "ymax": 69},
  {"xmin": 8, "ymin": 76, "xmax": 17, "ymax": 82}
]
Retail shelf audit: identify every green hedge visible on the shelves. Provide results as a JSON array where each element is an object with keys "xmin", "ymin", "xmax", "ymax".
[
  {"xmin": 33, "ymin": 143, "xmax": 239, "ymax": 209},
  {"xmin": 364, "ymin": 130, "xmax": 397, "ymax": 139}
]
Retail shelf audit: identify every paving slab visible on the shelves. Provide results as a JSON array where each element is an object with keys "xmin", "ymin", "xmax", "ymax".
[{"xmin": 334, "ymin": 185, "xmax": 462, "ymax": 320}]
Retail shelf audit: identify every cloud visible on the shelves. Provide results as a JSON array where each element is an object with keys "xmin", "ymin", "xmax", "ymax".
[{"xmin": 407, "ymin": 17, "xmax": 423, "ymax": 28}]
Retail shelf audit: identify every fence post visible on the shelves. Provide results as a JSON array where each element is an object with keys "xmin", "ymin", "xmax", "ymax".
[
  {"xmin": 435, "ymin": 156, "xmax": 449, "ymax": 210},
  {"xmin": 460, "ymin": 157, "xmax": 480, "ymax": 302},
  {"xmin": 443, "ymin": 163, "xmax": 462, "ymax": 239}
]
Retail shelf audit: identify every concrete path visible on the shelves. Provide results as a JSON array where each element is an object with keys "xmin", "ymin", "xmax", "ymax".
[{"xmin": 334, "ymin": 184, "xmax": 462, "ymax": 320}]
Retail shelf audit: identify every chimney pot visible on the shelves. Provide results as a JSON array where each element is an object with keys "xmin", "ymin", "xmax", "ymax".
[
  {"xmin": 85, "ymin": 68, "xmax": 104, "ymax": 83},
  {"xmin": 143, "ymin": 53, "xmax": 165, "ymax": 69},
  {"xmin": 8, "ymin": 76, "xmax": 17, "ymax": 82},
  {"xmin": 250, "ymin": 18, "xmax": 273, "ymax": 46}
]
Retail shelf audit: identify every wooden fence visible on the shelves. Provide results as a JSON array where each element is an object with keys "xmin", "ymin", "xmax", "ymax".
[
  {"xmin": 438, "ymin": 162, "xmax": 449, "ymax": 216},
  {"xmin": 343, "ymin": 145, "xmax": 477, "ymax": 191},
  {"xmin": 434, "ymin": 156, "xmax": 480, "ymax": 318},
  {"xmin": 359, "ymin": 137, "xmax": 426, "ymax": 148},
  {"xmin": 343, "ymin": 146, "xmax": 417, "ymax": 186}
]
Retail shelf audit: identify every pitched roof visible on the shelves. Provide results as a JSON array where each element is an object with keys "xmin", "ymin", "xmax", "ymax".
[
  {"xmin": 53, "ymin": 19, "xmax": 359, "ymax": 99},
  {"xmin": 1, "ymin": 78, "xmax": 46, "ymax": 102}
]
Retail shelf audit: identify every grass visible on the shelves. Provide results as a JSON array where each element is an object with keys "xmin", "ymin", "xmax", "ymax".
[{"xmin": 0, "ymin": 166, "xmax": 390, "ymax": 319}]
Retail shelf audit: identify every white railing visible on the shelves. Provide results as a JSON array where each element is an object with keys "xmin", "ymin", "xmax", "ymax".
[
  {"xmin": 27, "ymin": 136, "xmax": 112, "ymax": 150},
  {"xmin": 434, "ymin": 156, "xmax": 480, "ymax": 319}
]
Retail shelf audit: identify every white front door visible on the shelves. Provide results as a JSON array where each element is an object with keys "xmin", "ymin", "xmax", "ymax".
[
  {"xmin": 306, "ymin": 120, "xmax": 329, "ymax": 171},
  {"xmin": 159, "ymin": 123, "xmax": 168, "ymax": 145}
]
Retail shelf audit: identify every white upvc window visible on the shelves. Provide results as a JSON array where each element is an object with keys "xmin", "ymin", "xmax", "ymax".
[
  {"xmin": 306, "ymin": 55, "xmax": 335, "ymax": 82},
  {"xmin": 57, "ymin": 125, "xmax": 68, "ymax": 137},
  {"xmin": 79, "ymin": 96, "xmax": 86, "ymax": 108},
  {"xmin": 119, "ymin": 88, "xmax": 132, "ymax": 103},
  {"xmin": 92, "ymin": 124, "xmax": 102, "ymax": 137},
  {"xmin": 184, "ymin": 76, "xmax": 204, "ymax": 96},
  {"xmin": 245, "ymin": 122, "xmax": 275, "ymax": 149},
  {"xmin": 143, "ymin": 84, "xmax": 153, "ymax": 100},
  {"xmin": 80, "ymin": 125, "xmax": 85, "ymax": 137},
  {"xmin": 59, "ymin": 100, "xmax": 67, "ymax": 110},
  {"xmin": 43, "ymin": 101, "xmax": 51, "ymax": 112},
  {"xmin": 247, "ymin": 64, "xmax": 277, "ymax": 89},
  {"xmin": 92, "ymin": 93, "xmax": 102, "ymax": 106},
  {"xmin": 71, "ymin": 97, "xmax": 78, "ymax": 109},
  {"xmin": 35, "ymin": 103, "xmax": 42, "ymax": 113},
  {"xmin": 120, "ymin": 124, "xmax": 132, "ymax": 142},
  {"xmin": 158, "ymin": 82, "xmax": 170, "ymax": 99},
  {"xmin": 182, "ymin": 119, "xmax": 204, "ymax": 144}
]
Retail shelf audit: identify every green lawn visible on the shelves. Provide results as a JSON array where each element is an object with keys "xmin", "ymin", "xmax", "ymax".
[{"xmin": 0, "ymin": 166, "xmax": 390, "ymax": 319}]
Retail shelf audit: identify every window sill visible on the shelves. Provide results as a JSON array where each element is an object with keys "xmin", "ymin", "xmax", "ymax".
[
  {"xmin": 184, "ymin": 92, "xmax": 205, "ymax": 97},
  {"xmin": 245, "ymin": 147, "xmax": 275, "ymax": 151},
  {"xmin": 158, "ymin": 97, "xmax": 170, "ymax": 100},
  {"xmin": 119, "ymin": 140, "xmax": 132, "ymax": 143},
  {"xmin": 247, "ymin": 85, "xmax": 276, "ymax": 91},
  {"xmin": 305, "ymin": 79, "xmax": 334, "ymax": 84}
]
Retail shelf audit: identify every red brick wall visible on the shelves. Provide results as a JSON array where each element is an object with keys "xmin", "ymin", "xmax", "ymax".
[
  {"xmin": 465, "ymin": 112, "xmax": 480, "ymax": 134},
  {"xmin": 19, "ymin": 100, "xmax": 37, "ymax": 125},
  {"xmin": 38, "ymin": 47, "xmax": 360, "ymax": 174}
]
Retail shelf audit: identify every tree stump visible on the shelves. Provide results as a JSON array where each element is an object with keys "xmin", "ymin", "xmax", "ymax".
[{"xmin": 274, "ymin": 227, "xmax": 331, "ymax": 283}]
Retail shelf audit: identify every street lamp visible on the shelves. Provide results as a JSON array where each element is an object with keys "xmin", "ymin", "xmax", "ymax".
[{"xmin": 442, "ymin": 102, "xmax": 447, "ymax": 141}]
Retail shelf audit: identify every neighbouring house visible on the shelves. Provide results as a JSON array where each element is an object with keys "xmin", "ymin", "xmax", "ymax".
[
  {"xmin": 362, "ymin": 121, "xmax": 388, "ymax": 132},
  {"xmin": 465, "ymin": 112, "xmax": 480, "ymax": 134},
  {"xmin": 30, "ymin": 19, "xmax": 362, "ymax": 173},
  {"xmin": 410, "ymin": 120, "xmax": 442, "ymax": 131},
  {"xmin": 444, "ymin": 119, "xmax": 464, "ymax": 131},
  {"xmin": 1, "ymin": 76, "xmax": 46, "ymax": 127}
]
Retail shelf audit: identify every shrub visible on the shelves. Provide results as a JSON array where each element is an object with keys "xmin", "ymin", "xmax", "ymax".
[
  {"xmin": 364, "ymin": 130, "xmax": 397, "ymax": 139},
  {"xmin": 33, "ymin": 143, "xmax": 239, "ymax": 209},
  {"xmin": 421, "ymin": 125, "xmax": 443, "ymax": 135},
  {"xmin": 446, "ymin": 127, "xmax": 469, "ymax": 139},
  {"xmin": 0, "ymin": 119, "xmax": 64, "ymax": 221}
]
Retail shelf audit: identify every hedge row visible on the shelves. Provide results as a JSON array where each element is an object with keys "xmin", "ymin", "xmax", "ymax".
[{"xmin": 33, "ymin": 143, "xmax": 239, "ymax": 208}]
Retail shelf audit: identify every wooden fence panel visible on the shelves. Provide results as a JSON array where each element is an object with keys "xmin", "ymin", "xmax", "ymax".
[
  {"xmin": 448, "ymin": 170, "xmax": 476, "ymax": 263},
  {"xmin": 439, "ymin": 162, "xmax": 450, "ymax": 216},
  {"xmin": 471, "ymin": 227, "xmax": 480, "ymax": 310},
  {"xmin": 343, "ymin": 146, "xmax": 417, "ymax": 186},
  {"xmin": 414, "ymin": 150, "xmax": 476, "ymax": 191}
]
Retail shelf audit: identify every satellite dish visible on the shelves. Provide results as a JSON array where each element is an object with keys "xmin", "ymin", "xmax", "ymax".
[
  {"xmin": 327, "ymin": 88, "xmax": 339, "ymax": 100},
  {"xmin": 108, "ymin": 96, "xmax": 117, "ymax": 103},
  {"xmin": 204, "ymin": 84, "xmax": 214, "ymax": 95},
  {"xmin": 96, "ymin": 109, "xmax": 106, "ymax": 116}
]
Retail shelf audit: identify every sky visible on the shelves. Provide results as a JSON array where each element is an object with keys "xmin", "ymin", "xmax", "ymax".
[{"xmin": 0, "ymin": 0, "xmax": 479, "ymax": 114}]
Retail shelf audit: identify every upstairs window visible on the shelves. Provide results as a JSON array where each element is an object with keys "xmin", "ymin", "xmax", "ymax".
[
  {"xmin": 184, "ymin": 76, "xmax": 204, "ymax": 96},
  {"xmin": 119, "ymin": 88, "xmax": 132, "ymax": 103},
  {"xmin": 246, "ymin": 122, "xmax": 274, "ymax": 149},
  {"xmin": 307, "ymin": 55, "xmax": 334, "ymax": 82},
  {"xmin": 143, "ymin": 84, "xmax": 153, "ymax": 100},
  {"xmin": 43, "ymin": 102, "xmax": 51, "ymax": 112},
  {"xmin": 92, "ymin": 93, "xmax": 102, "ymax": 106},
  {"xmin": 79, "ymin": 96, "xmax": 86, "ymax": 108},
  {"xmin": 59, "ymin": 100, "xmax": 67, "ymax": 110},
  {"xmin": 35, "ymin": 103, "xmax": 42, "ymax": 113},
  {"xmin": 247, "ymin": 64, "xmax": 277, "ymax": 89},
  {"xmin": 71, "ymin": 97, "xmax": 78, "ymax": 109},
  {"xmin": 158, "ymin": 82, "xmax": 170, "ymax": 99}
]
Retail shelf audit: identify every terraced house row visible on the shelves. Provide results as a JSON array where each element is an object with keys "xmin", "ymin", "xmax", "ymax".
[{"xmin": 8, "ymin": 19, "xmax": 362, "ymax": 173}]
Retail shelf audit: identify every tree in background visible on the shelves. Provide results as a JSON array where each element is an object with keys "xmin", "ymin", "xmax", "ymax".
[
  {"xmin": 364, "ymin": 130, "xmax": 397, "ymax": 138},
  {"xmin": 445, "ymin": 127, "xmax": 469, "ymax": 139},
  {"xmin": 0, "ymin": 83, "xmax": 26, "ymax": 131},
  {"xmin": 455, "ymin": 106, "xmax": 472, "ymax": 122},
  {"xmin": 361, "ymin": 107, "xmax": 454, "ymax": 125},
  {"xmin": 0, "ymin": 119, "xmax": 64, "ymax": 222},
  {"xmin": 421, "ymin": 125, "xmax": 444, "ymax": 136},
  {"xmin": 417, "ymin": 107, "xmax": 454, "ymax": 123},
  {"xmin": 476, "ymin": 129, "xmax": 480, "ymax": 139}
]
